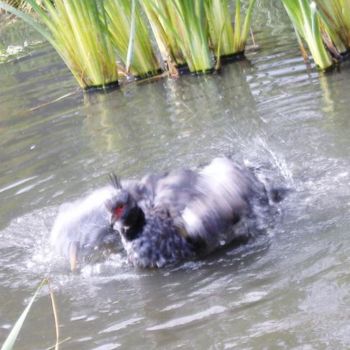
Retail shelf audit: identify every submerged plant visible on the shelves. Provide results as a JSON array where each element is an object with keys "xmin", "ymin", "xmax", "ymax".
[
  {"xmin": 281, "ymin": 0, "xmax": 333, "ymax": 70},
  {"xmin": 104, "ymin": 0, "xmax": 161, "ymax": 78},
  {"xmin": 205, "ymin": 0, "xmax": 256, "ymax": 59},
  {"xmin": 0, "ymin": 0, "xmax": 118, "ymax": 89}
]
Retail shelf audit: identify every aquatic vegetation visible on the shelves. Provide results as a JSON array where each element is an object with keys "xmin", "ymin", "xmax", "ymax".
[
  {"xmin": 0, "ymin": 0, "xmax": 118, "ymax": 89},
  {"xmin": 2, "ymin": 0, "xmax": 350, "ymax": 88},
  {"xmin": 1, "ymin": 0, "xmax": 31, "ymax": 12},
  {"xmin": 140, "ymin": 0, "xmax": 186, "ymax": 74},
  {"xmin": 316, "ymin": 0, "xmax": 350, "ymax": 54},
  {"xmin": 281, "ymin": 0, "xmax": 350, "ymax": 68},
  {"xmin": 104, "ymin": 0, "xmax": 161, "ymax": 78},
  {"xmin": 168, "ymin": 0, "xmax": 213, "ymax": 73},
  {"xmin": 281, "ymin": 0, "xmax": 333, "ymax": 70},
  {"xmin": 1, "ymin": 279, "xmax": 59, "ymax": 350},
  {"xmin": 1, "ymin": 283, "xmax": 42, "ymax": 350},
  {"xmin": 0, "ymin": 0, "xmax": 258, "ymax": 86},
  {"xmin": 141, "ymin": 0, "xmax": 257, "ymax": 73},
  {"xmin": 141, "ymin": 0, "xmax": 214, "ymax": 74},
  {"xmin": 205, "ymin": 0, "xmax": 256, "ymax": 61}
]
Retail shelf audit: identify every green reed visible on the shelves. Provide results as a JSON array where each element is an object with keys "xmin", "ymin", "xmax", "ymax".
[
  {"xmin": 3, "ymin": 0, "xmax": 350, "ymax": 88},
  {"xmin": 104, "ymin": 0, "xmax": 160, "ymax": 78},
  {"xmin": 142, "ymin": 0, "xmax": 213, "ymax": 74},
  {"xmin": 140, "ymin": 0, "xmax": 187, "ymax": 74},
  {"xmin": 0, "ymin": 0, "xmax": 118, "ymax": 89},
  {"xmin": 205, "ymin": 0, "xmax": 256, "ymax": 59},
  {"xmin": 1, "ymin": 279, "xmax": 60, "ymax": 350},
  {"xmin": 316, "ymin": 0, "xmax": 350, "ymax": 54},
  {"xmin": 172, "ymin": 0, "xmax": 213, "ymax": 73},
  {"xmin": 281, "ymin": 0, "xmax": 333, "ymax": 70}
]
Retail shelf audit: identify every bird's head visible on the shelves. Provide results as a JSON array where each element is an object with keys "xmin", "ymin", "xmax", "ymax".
[{"xmin": 106, "ymin": 174, "xmax": 145, "ymax": 241}]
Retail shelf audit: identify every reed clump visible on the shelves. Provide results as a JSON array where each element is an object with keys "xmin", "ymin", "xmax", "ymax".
[
  {"xmin": 281, "ymin": 0, "xmax": 350, "ymax": 70},
  {"xmin": 0, "ymin": 0, "xmax": 119, "ymax": 90},
  {"xmin": 10, "ymin": 1, "xmax": 350, "ymax": 87},
  {"xmin": 206, "ymin": 0, "xmax": 256, "ymax": 61},
  {"xmin": 0, "ymin": 0, "xmax": 259, "ymax": 88},
  {"xmin": 140, "ymin": 0, "xmax": 186, "ymax": 74},
  {"xmin": 141, "ymin": 0, "xmax": 214, "ymax": 74},
  {"xmin": 167, "ymin": 0, "xmax": 213, "ymax": 73},
  {"xmin": 141, "ymin": 0, "xmax": 257, "ymax": 74},
  {"xmin": 104, "ymin": 0, "xmax": 161, "ymax": 78},
  {"xmin": 316, "ymin": 0, "xmax": 350, "ymax": 55},
  {"xmin": 281, "ymin": 0, "xmax": 333, "ymax": 70}
]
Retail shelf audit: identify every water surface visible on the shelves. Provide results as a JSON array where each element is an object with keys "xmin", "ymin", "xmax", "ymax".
[{"xmin": 1, "ymin": 3, "xmax": 350, "ymax": 349}]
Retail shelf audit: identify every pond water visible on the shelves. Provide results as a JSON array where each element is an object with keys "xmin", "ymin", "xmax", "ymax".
[{"xmin": 1, "ymin": 2, "xmax": 350, "ymax": 349}]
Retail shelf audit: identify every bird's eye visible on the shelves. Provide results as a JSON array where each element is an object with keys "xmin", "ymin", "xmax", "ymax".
[{"xmin": 113, "ymin": 205, "xmax": 124, "ymax": 218}]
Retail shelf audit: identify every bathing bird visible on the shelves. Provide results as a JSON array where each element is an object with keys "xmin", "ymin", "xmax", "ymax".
[
  {"xmin": 105, "ymin": 157, "xmax": 278, "ymax": 268},
  {"xmin": 49, "ymin": 175, "xmax": 171, "ymax": 270}
]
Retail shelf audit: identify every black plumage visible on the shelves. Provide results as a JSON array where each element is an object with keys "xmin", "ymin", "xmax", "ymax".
[
  {"xmin": 106, "ymin": 157, "xmax": 277, "ymax": 268},
  {"xmin": 50, "ymin": 157, "xmax": 281, "ymax": 269}
]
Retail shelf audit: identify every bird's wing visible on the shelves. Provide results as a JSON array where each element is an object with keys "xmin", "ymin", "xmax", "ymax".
[{"xmin": 180, "ymin": 158, "xmax": 254, "ymax": 248}]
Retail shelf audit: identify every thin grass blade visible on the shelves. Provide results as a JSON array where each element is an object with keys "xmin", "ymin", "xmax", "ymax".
[
  {"xmin": 126, "ymin": 0, "xmax": 136, "ymax": 73},
  {"xmin": 1, "ymin": 279, "xmax": 47, "ymax": 350}
]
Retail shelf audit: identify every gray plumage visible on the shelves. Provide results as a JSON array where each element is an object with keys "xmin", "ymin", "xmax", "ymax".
[
  {"xmin": 50, "ymin": 157, "xmax": 279, "ymax": 269},
  {"xmin": 107, "ymin": 157, "xmax": 276, "ymax": 268},
  {"xmin": 50, "ymin": 186, "xmax": 120, "ymax": 263}
]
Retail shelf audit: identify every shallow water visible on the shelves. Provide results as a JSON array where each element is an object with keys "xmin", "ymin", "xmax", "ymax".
[{"xmin": 1, "ymin": 3, "xmax": 350, "ymax": 349}]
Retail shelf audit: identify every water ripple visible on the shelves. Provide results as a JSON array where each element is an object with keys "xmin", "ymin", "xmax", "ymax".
[{"xmin": 147, "ymin": 305, "xmax": 227, "ymax": 331}]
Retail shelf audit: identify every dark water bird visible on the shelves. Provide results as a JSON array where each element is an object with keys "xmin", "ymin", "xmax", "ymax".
[
  {"xmin": 50, "ymin": 157, "xmax": 283, "ymax": 270},
  {"xmin": 104, "ymin": 157, "xmax": 281, "ymax": 268}
]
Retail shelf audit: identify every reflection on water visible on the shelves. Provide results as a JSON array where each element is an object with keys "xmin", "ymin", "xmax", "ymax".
[
  {"xmin": 1, "ymin": 6, "xmax": 350, "ymax": 349},
  {"xmin": 82, "ymin": 59, "xmax": 262, "ymax": 171}
]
